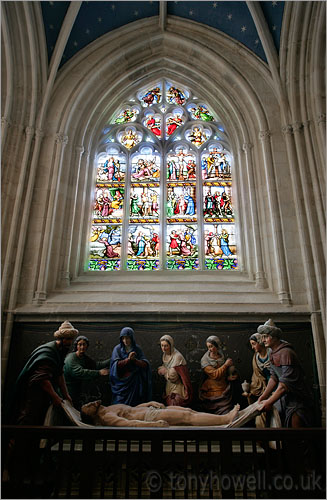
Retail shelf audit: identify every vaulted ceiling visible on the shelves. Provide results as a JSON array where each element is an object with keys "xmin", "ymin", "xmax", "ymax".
[{"xmin": 41, "ymin": 1, "xmax": 285, "ymax": 68}]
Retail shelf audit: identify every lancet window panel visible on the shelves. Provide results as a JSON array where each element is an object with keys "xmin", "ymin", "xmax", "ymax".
[{"xmin": 88, "ymin": 80, "xmax": 238, "ymax": 271}]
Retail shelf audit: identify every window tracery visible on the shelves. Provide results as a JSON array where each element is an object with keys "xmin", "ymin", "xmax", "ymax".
[{"xmin": 88, "ymin": 80, "xmax": 237, "ymax": 271}]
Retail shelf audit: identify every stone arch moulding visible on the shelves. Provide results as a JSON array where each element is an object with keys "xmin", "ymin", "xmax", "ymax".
[{"xmin": 20, "ymin": 16, "xmax": 299, "ymax": 316}]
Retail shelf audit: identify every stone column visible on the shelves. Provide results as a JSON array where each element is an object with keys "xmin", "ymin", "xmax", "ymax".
[
  {"xmin": 259, "ymin": 130, "xmax": 291, "ymax": 304},
  {"xmin": 71, "ymin": 149, "xmax": 90, "ymax": 279},
  {"xmin": 302, "ymin": 119, "xmax": 326, "ymax": 240},
  {"xmin": 292, "ymin": 121, "xmax": 326, "ymax": 328},
  {"xmin": 242, "ymin": 142, "xmax": 267, "ymax": 288},
  {"xmin": 311, "ymin": 311, "xmax": 326, "ymax": 425},
  {"xmin": 60, "ymin": 144, "xmax": 85, "ymax": 286},
  {"xmin": 33, "ymin": 132, "xmax": 69, "ymax": 304},
  {"xmin": 317, "ymin": 112, "xmax": 326, "ymax": 164},
  {"xmin": 236, "ymin": 147, "xmax": 251, "ymax": 276},
  {"xmin": 1, "ymin": 117, "xmax": 11, "ymax": 153}
]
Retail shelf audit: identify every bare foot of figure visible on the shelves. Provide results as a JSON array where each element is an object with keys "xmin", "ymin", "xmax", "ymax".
[{"xmin": 228, "ymin": 404, "xmax": 240, "ymax": 423}]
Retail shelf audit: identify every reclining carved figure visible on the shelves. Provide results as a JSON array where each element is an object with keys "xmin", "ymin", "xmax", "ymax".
[{"xmin": 81, "ymin": 400, "xmax": 242, "ymax": 427}]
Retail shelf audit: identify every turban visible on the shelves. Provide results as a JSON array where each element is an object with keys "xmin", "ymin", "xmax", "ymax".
[
  {"xmin": 257, "ymin": 319, "xmax": 282, "ymax": 339},
  {"xmin": 53, "ymin": 321, "xmax": 79, "ymax": 340}
]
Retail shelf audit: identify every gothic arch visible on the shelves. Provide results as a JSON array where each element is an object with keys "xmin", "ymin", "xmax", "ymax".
[
  {"xmin": 23, "ymin": 16, "xmax": 294, "ymax": 307},
  {"xmin": 1, "ymin": 2, "xmax": 325, "ymax": 417}
]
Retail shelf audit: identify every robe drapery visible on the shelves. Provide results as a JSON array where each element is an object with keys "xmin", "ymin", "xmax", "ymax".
[
  {"xmin": 64, "ymin": 353, "xmax": 110, "ymax": 409},
  {"xmin": 110, "ymin": 327, "xmax": 152, "ymax": 406},
  {"xmin": 269, "ymin": 341, "xmax": 314, "ymax": 427},
  {"xmin": 11, "ymin": 340, "xmax": 66, "ymax": 425},
  {"xmin": 159, "ymin": 335, "xmax": 193, "ymax": 407},
  {"xmin": 199, "ymin": 335, "xmax": 244, "ymax": 415}
]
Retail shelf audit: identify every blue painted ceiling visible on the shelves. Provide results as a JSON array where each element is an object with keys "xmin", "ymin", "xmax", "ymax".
[{"xmin": 41, "ymin": 1, "xmax": 284, "ymax": 68}]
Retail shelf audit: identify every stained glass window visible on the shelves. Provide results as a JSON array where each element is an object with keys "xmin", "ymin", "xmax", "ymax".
[{"xmin": 88, "ymin": 80, "xmax": 238, "ymax": 271}]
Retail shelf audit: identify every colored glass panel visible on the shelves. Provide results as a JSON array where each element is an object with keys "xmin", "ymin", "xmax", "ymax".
[
  {"xmin": 187, "ymin": 103, "xmax": 214, "ymax": 121},
  {"xmin": 93, "ymin": 185, "xmax": 125, "ymax": 222},
  {"xmin": 201, "ymin": 149, "xmax": 231, "ymax": 181},
  {"xmin": 167, "ymin": 184, "xmax": 196, "ymax": 222},
  {"xmin": 119, "ymin": 128, "xmax": 141, "ymax": 149},
  {"xmin": 203, "ymin": 184, "xmax": 234, "ymax": 221},
  {"xmin": 166, "ymin": 109, "xmax": 184, "ymax": 138},
  {"xmin": 166, "ymin": 150, "xmax": 196, "ymax": 182},
  {"xmin": 130, "ymin": 186, "xmax": 160, "ymax": 221},
  {"xmin": 166, "ymin": 82, "xmax": 189, "ymax": 105},
  {"xmin": 204, "ymin": 223, "xmax": 237, "ymax": 270},
  {"xmin": 144, "ymin": 113, "xmax": 162, "ymax": 138},
  {"xmin": 114, "ymin": 107, "xmax": 139, "ymax": 124},
  {"xmin": 89, "ymin": 79, "xmax": 237, "ymax": 272},
  {"xmin": 138, "ymin": 84, "xmax": 162, "ymax": 107},
  {"xmin": 97, "ymin": 154, "xmax": 126, "ymax": 182},
  {"xmin": 127, "ymin": 224, "xmax": 160, "ymax": 270},
  {"xmin": 89, "ymin": 224, "xmax": 121, "ymax": 271},
  {"xmin": 131, "ymin": 155, "xmax": 160, "ymax": 182},
  {"xmin": 166, "ymin": 224, "xmax": 198, "ymax": 270},
  {"xmin": 185, "ymin": 126, "xmax": 211, "ymax": 147}
]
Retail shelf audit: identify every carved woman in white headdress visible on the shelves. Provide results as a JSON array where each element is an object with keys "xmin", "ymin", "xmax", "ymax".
[{"xmin": 157, "ymin": 335, "xmax": 193, "ymax": 407}]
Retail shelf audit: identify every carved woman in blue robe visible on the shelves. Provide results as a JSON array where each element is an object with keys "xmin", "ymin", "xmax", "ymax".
[{"xmin": 110, "ymin": 327, "xmax": 152, "ymax": 406}]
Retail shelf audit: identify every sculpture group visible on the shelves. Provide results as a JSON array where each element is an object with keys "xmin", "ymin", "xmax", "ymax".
[{"xmin": 9, "ymin": 320, "xmax": 314, "ymax": 430}]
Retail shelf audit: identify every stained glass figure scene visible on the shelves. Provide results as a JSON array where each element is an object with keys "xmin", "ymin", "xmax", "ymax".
[
  {"xmin": 204, "ymin": 223, "xmax": 237, "ymax": 270},
  {"xmin": 114, "ymin": 106, "xmax": 139, "ymax": 124},
  {"xmin": 185, "ymin": 125, "xmax": 211, "ymax": 147},
  {"xmin": 118, "ymin": 128, "xmax": 142, "ymax": 149},
  {"xmin": 130, "ymin": 186, "xmax": 160, "ymax": 221},
  {"xmin": 138, "ymin": 84, "xmax": 162, "ymax": 107},
  {"xmin": 166, "ymin": 224, "xmax": 198, "ymax": 270},
  {"xmin": 143, "ymin": 113, "xmax": 162, "ymax": 137},
  {"xmin": 165, "ymin": 109, "xmax": 185, "ymax": 137},
  {"xmin": 89, "ymin": 224, "xmax": 121, "ymax": 271},
  {"xmin": 167, "ymin": 184, "xmax": 196, "ymax": 222},
  {"xmin": 89, "ymin": 80, "xmax": 237, "ymax": 271},
  {"xmin": 166, "ymin": 149, "xmax": 196, "ymax": 181},
  {"xmin": 166, "ymin": 83, "xmax": 189, "ymax": 106},
  {"xmin": 203, "ymin": 185, "xmax": 233, "ymax": 221},
  {"xmin": 187, "ymin": 103, "xmax": 214, "ymax": 121},
  {"xmin": 97, "ymin": 154, "xmax": 126, "ymax": 182},
  {"xmin": 201, "ymin": 148, "xmax": 232, "ymax": 180},
  {"xmin": 127, "ymin": 224, "xmax": 160, "ymax": 270},
  {"xmin": 131, "ymin": 151, "xmax": 160, "ymax": 181}
]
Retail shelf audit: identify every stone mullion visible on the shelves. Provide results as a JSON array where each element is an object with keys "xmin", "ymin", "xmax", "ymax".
[
  {"xmin": 161, "ymin": 146, "xmax": 167, "ymax": 271},
  {"xmin": 259, "ymin": 130, "xmax": 291, "ymax": 305},
  {"xmin": 121, "ymin": 150, "xmax": 131, "ymax": 270},
  {"xmin": 242, "ymin": 142, "xmax": 267, "ymax": 288},
  {"xmin": 196, "ymin": 148, "xmax": 203, "ymax": 271}
]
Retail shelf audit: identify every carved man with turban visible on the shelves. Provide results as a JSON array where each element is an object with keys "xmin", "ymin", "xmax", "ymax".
[{"xmin": 12, "ymin": 321, "xmax": 78, "ymax": 425}]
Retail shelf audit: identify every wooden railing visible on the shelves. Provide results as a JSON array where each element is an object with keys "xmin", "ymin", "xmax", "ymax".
[{"xmin": 2, "ymin": 426, "xmax": 326, "ymax": 499}]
